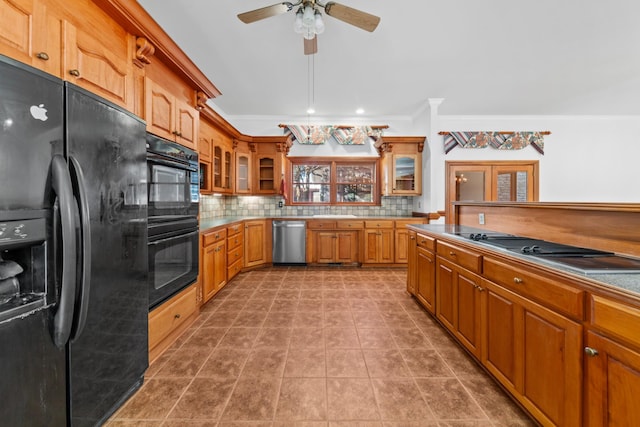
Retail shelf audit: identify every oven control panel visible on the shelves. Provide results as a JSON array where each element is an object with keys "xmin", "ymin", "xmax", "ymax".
[{"xmin": 0, "ymin": 218, "xmax": 45, "ymax": 246}]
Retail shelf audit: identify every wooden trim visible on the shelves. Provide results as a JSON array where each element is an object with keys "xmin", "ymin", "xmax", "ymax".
[
  {"xmin": 93, "ymin": 0, "xmax": 221, "ymax": 99},
  {"xmin": 278, "ymin": 124, "xmax": 389, "ymax": 129}
]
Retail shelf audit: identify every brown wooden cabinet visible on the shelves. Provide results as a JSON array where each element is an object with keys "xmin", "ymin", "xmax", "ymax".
[
  {"xmin": 244, "ymin": 219, "xmax": 268, "ymax": 268},
  {"xmin": 252, "ymin": 141, "xmax": 282, "ymax": 195},
  {"xmin": 584, "ymin": 295, "xmax": 640, "ymax": 426},
  {"xmin": 375, "ymin": 136, "xmax": 424, "ymax": 196},
  {"xmin": 201, "ymin": 227, "xmax": 227, "ymax": 303},
  {"xmin": 482, "ymin": 278, "xmax": 582, "ymax": 427},
  {"xmin": 436, "ymin": 257, "xmax": 483, "ymax": 357},
  {"xmin": 148, "ymin": 283, "xmax": 198, "ymax": 363},
  {"xmin": 145, "ymin": 77, "xmax": 198, "ymax": 150},
  {"xmin": 363, "ymin": 220, "xmax": 394, "ymax": 264},
  {"xmin": 234, "ymin": 140, "xmax": 252, "ymax": 194},
  {"xmin": 226, "ymin": 223, "xmax": 244, "ymax": 281},
  {"xmin": 394, "ymin": 219, "xmax": 426, "ymax": 263},
  {"xmin": 584, "ymin": 330, "xmax": 640, "ymax": 426},
  {"xmin": 406, "ymin": 230, "xmax": 418, "ymax": 295},
  {"xmin": 315, "ymin": 231, "xmax": 358, "ymax": 264},
  {"xmin": 199, "ymin": 117, "xmax": 233, "ymax": 193},
  {"xmin": 415, "ymin": 244, "xmax": 436, "ymax": 314},
  {"xmin": 1, "ymin": 0, "xmax": 135, "ymax": 110}
]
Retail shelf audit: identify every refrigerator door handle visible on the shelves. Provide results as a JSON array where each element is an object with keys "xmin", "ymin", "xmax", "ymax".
[
  {"xmin": 51, "ymin": 155, "xmax": 77, "ymax": 348},
  {"xmin": 69, "ymin": 156, "xmax": 92, "ymax": 342}
]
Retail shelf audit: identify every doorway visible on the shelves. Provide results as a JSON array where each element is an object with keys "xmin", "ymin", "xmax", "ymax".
[{"xmin": 445, "ymin": 161, "xmax": 539, "ymax": 223}]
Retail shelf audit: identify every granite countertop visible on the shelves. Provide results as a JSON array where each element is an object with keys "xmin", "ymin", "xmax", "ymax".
[{"xmin": 408, "ymin": 224, "xmax": 640, "ymax": 296}]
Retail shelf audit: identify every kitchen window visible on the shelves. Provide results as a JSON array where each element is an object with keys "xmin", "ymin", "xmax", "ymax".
[{"xmin": 289, "ymin": 157, "xmax": 380, "ymax": 205}]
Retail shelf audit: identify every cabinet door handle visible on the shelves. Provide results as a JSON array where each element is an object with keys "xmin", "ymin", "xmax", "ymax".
[
  {"xmin": 584, "ymin": 347, "xmax": 599, "ymax": 357},
  {"xmin": 410, "ymin": 236, "xmax": 415, "ymax": 240},
  {"xmin": 69, "ymin": 69, "xmax": 80, "ymax": 77},
  {"xmin": 174, "ymin": 313, "xmax": 181, "ymax": 319},
  {"xmin": 36, "ymin": 52, "xmax": 50, "ymax": 60},
  {"xmin": 513, "ymin": 277, "xmax": 523, "ymax": 284},
  {"xmin": 449, "ymin": 251, "xmax": 456, "ymax": 256}
]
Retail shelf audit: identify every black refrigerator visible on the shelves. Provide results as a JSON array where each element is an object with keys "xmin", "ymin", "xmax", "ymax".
[{"xmin": 0, "ymin": 54, "xmax": 148, "ymax": 426}]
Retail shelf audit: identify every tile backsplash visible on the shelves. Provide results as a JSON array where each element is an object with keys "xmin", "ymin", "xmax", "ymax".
[{"xmin": 199, "ymin": 195, "xmax": 413, "ymax": 219}]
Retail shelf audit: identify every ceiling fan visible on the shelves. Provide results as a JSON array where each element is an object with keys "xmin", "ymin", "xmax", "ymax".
[{"xmin": 238, "ymin": 1, "xmax": 380, "ymax": 55}]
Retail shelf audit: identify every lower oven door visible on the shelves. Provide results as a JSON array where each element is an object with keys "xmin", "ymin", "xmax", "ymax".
[{"xmin": 148, "ymin": 225, "xmax": 199, "ymax": 309}]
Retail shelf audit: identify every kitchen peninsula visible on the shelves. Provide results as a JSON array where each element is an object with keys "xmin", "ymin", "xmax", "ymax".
[{"xmin": 406, "ymin": 202, "xmax": 640, "ymax": 426}]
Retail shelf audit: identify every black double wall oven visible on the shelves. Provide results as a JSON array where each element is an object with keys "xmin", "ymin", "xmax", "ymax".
[{"xmin": 146, "ymin": 134, "xmax": 199, "ymax": 309}]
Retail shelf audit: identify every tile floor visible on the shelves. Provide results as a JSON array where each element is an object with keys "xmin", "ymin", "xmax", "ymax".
[{"xmin": 108, "ymin": 267, "xmax": 536, "ymax": 427}]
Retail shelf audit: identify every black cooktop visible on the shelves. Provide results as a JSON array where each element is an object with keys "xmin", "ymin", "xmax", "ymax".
[{"xmin": 449, "ymin": 230, "xmax": 640, "ymax": 274}]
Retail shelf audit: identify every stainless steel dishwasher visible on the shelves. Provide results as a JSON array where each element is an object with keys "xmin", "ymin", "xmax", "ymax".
[{"xmin": 272, "ymin": 220, "xmax": 306, "ymax": 264}]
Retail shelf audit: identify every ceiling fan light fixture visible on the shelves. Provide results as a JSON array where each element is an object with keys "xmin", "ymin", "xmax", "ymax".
[
  {"xmin": 302, "ymin": 5, "xmax": 315, "ymax": 29},
  {"xmin": 314, "ymin": 10, "xmax": 325, "ymax": 34},
  {"xmin": 293, "ymin": 8, "xmax": 304, "ymax": 33}
]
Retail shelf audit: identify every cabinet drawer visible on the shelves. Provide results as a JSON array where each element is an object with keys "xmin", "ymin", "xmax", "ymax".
[
  {"xmin": 437, "ymin": 240, "xmax": 481, "ymax": 273},
  {"xmin": 484, "ymin": 257, "xmax": 585, "ymax": 319},
  {"xmin": 337, "ymin": 220, "xmax": 364, "ymax": 230},
  {"xmin": 228, "ymin": 258, "xmax": 243, "ymax": 281},
  {"xmin": 227, "ymin": 223, "xmax": 243, "ymax": 237},
  {"xmin": 416, "ymin": 233, "xmax": 435, "ymax": 251},
  {"xmin": 203, "ymin": 228, "xmax": 227, "ymax": 246},
  {"xmin": 227, "ymin": 232, "xmax": 243, "ymax": 251},
  {"xmin": 365, "ymin": 220, "xmax": 394, "ymax": 229},
  {"xmin": 227, "ymin": 245, "xmax": 244, "ymax": 266},
  {"xmin": 307, "ymin": 220, "xmax": 336, "ymax": 230},
  {"xmin": 590, "ymin": 295, "xmax": 640, "ymax": 348},
  {"xmin": 395, "ymin": 219, "xmax": 426, "ymax": 229},
  {"xmin": 148, "ymin": 284, "xmax": 197, "ymax": 351}
]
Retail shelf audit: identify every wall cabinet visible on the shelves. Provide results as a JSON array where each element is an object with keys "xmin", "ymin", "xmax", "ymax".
[
  {"xmin": 252, "ymin": 141, "xmax": 283, "ymax": 195},
  {"xmin": 199, "ymin": 117, "xmax": 233, "ymax": 193},
  {"xmin": 145, "ymin": 77, "xmax": 198, "ymax": 150},
  {"xmin": 363, "ymin": 220, "xmax": 394, "ymax": 264},
  {"xmin": 234, "ymin": 140, "xmax": 252, "ymax": 194},
  {"xmin": 244, "ymin": 219, "xmax": 268, "ymax": 268},
  {"xmin": 376, "ymin": 136, "xmax": 424, "ymax": 196},
  {"xmin": 1, "ymin": 0, "xmax": 135, "ymax": 110},
  {"xmin": 201, "ymin": 227, "xmax": 227, "ymax": 303}
]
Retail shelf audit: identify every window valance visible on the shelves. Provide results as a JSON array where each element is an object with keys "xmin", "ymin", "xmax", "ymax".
[
  {"xmin": 440, "ymin": 131, "xmax": 550, "ymax": 155},
  {"xmin": 279, "ymin": 124, "xmax": 386, "ymax": 145}
]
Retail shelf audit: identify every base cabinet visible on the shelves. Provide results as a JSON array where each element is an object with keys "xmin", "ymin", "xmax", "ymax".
[
  {"xmin": 201, "ymin": 228, "xmax": 227, "ymax": 303},
  {"xmin": 415, "ymin": 246, "xmax": 435, "ymax": 314},
  {"xmin": 245, "ymin": 219, "xmax": 268, "ymax": 268},
  {"xmin": 436, "ymin": 258, "xmax": 483, "ymax": 357},
  {"xmin": 364, "ymin": 221, "xmax": 394, "ymax": 264},
  {"xmin": 483, "ymin": 279, "xmax": 582, "ymax": 427},
  {"xmin": 584, "ymin": 330, "xmax": 640, "ymax": 426},
  {"xmin": 315, "ymin": 231, "xmax": 358, "ymax": 263},
  {"xmin": 148, "ymin": 283, "xmax": 198, "ymax": 363}
]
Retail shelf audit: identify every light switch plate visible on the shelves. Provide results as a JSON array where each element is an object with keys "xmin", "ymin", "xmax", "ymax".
[{"xmin": 478, "ymin": 213, "xmax": 485, "ymax": 225}]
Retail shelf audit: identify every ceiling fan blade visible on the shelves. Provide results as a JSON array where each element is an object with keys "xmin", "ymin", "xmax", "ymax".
[
  {"xmin": 304, "ymin": 36, "xmax": 318, "ymax": 55},
  {"xmin": 324, "ymin": 2, "xmax": 380, "ymax": 32},
  {"xmin": 238, "ymin": 3, "xmax": 293, "ymax": 24}
]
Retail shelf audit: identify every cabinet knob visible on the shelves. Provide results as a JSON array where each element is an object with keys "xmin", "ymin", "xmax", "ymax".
[
  {"xmin": 513, "ymin": 277, "xmax": 523, "ymax": 284},
  {"xmin": 410, "ymin": 236, "xmax": 415, "ymax": 240},
  {"xmin": 449, "ymin": 251, "xmax": 456, "ymax": 256},
  {"xmin": 174, "ymin": 313, "xmax": 181, "ymax": 319},
  {"xmin": 69, "ymin": 69, "xmax": 80, "ymax": 77},
  {"xmin": 584, "ymin": 347, "xmax": 599, "ymax": 357},
  {"xmin": 36, "ymin": 52, "xmax": 49, "ymax": 60}
]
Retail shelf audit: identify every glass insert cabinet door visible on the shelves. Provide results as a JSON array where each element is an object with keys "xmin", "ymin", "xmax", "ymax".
[{"xmin": 393, "ymin": 155, "xmax": 417, "ymax": 192}]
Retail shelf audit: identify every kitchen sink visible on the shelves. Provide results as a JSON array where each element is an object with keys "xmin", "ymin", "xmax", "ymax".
[{"xmin": 312, "ymin": 214, "xmax": 357, "ymax": 218}]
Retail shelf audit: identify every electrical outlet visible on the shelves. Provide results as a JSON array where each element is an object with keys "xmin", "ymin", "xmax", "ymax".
[
  {"xmin": 478, "ymin": 213, "xmax": 485, "ymax": 225},
  {"xmin": 278, "ymin": 200, "xmax": 284, "ymax": 208}
]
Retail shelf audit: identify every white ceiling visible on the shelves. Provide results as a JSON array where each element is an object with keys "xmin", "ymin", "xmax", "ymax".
[{"xmin": 138, "ymin": 0, "xmax": 640, "ymax": 121}]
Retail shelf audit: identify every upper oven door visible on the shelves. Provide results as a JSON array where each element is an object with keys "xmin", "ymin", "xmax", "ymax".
[{"xmin": 147, "ymin": 140, "xmax": 199, "ymax": 218}]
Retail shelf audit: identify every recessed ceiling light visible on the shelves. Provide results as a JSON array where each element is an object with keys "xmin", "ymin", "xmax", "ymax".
[
  {"xmin": 355, "ymin": 108, "xmax": 365, "ymax": 115},
  {"xmin": 307, "ymin": 107, "xmax": 315, "ymax": 114}
]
